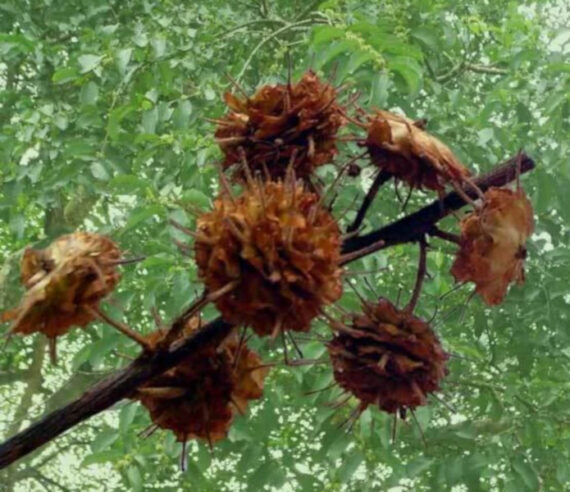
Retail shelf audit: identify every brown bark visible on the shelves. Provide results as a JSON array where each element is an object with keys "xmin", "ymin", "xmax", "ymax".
[{"xmin": 0, "ymin": 153, "xmax": 535, "ymax": 469}]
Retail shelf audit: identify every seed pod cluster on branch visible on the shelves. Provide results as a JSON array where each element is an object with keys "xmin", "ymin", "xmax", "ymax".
[
  {"xmin": 193, "ymin": 176, "xmax": 343, "ymax": 337},
  {"xmin": 133, "ymin": 319, "xmax": 268, "ymax": 447},
  {"xmin": 327, "ymin": 298, "xmax": 448, "ymax": 418},
  {"xmin": 1, "ymin": 233, "xmax": 122, "ymax": 360},
  {"xmin": 451, "ymin": 186, "xmax": 535, "ymax": 304},
  {"xmin": 364, "ymin": 109, "xmax": 471, "ymax": 192},
  {"xmin": 0, "ymin": 68, "xmax": 537, "ymax": 468},
  {"xmin": 214, "ymin": 70, "xmax": 345, "ymax": 182}
]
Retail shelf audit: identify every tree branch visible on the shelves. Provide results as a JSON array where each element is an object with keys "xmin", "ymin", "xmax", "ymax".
[
  {"xmin": 342, "ymin": 153, "xmax": 535, "ymax": 256},
  {"xmin": 347, "ymin": 170, "xmax": 392, "ymax": 233},
  {"xmin": 0, "ymin": 152, "xmax": 535, "ymax": 469}
]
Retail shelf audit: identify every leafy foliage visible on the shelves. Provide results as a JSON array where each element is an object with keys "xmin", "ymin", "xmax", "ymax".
[{"xmin": 1, "ymin": 0, "xmax": 569, "ymax": 491}]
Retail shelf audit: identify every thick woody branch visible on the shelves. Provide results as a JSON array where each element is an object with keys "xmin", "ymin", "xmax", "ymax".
[
  {"xmin": 342, "ymin": 153, "xmax": 535, "ymax": 258},
  {"xmin": 0, "ymin": 152, "xmax": 535, "ymax": 469}
]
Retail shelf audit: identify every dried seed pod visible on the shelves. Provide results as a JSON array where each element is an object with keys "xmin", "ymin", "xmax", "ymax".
[
  {"xmin": 2, "ymin": 232, "xmax": 121, "ymax": 339},
  {"xmin": 451, "ymin": 186, "xmax": 534, "ymax": 305},
  {"xmin": 194, "ymin": 177, "xmax": 343, "ymax": 336},
  {"xmin": 327, "ymin": 298, "xmax": 448, "ymax": 415},
  {"xmin": 135, "ymin": 321, "xmax": 269, "ymax": 444},
  {"xmin": 215, "ymin": 70, "xmax": 345, "ymax": 181},
  {"xmin": 365, "ymin": 110, "xmax": 470, "ymax": 191}
]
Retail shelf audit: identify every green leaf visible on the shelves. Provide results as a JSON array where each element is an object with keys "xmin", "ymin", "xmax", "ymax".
[
  {"xmin": 315, "ymin": 39, "xmax": 360, "ymax": 69},
  {"xmin": 511, "ymin": 455, "xmax": 540, "ymax": 491},
  {"xmin": 109, "ymin": 175, "xmax": 151, "ymax": 193},
  {"xmin": 78, "ymin": 54, "xmax": 103, "ymax": 74},
  {"xmin": 80, "ymin": 81, "xmax": 99, "ymax": 105},
  {"xmin": 142, "ymin": 107, "xmax": 158, "ymax": 134},
  {"xmin": 407, "ymin": 457, "xmax": 434, "ymax": 478},
  {"xmin": 82, "ymin": 449, "xmax": 124, "ymax": 467},
  {"xmin": 119, "ymin": 403, "xmax": 138, "ymax": 435},
  {"xmin": 115, "ymin": 48, "xmax": 132, "ymax": 75},
  {"xmin": 339, "ymin": 451, "xmax": 364, "ymax": 482},
  {"xmin": 122, "ymin": 204, "xmax": 164, "ymax": 233},
  {"xmin": 127, "ymin": 465, "xmax": 143, "ymax": 492},
  {"xmin": 91, "ymin": 428, "xmax": 118, "ymax": 453},
  {"xmin": 387, "ymin": 57, "xmax": 423, "ymax": 94},
  {"xmin": 312, "ymin": 25, "xmax": 345, "ymax": 46},
  {"xmin": 368, "ymin": 71, "xmax": 390, "ymax": 107},
  {"xmin": 181, "ymin": 189, "xmax": 210, "ymax": 210},
  {"xmin": 172, "ymin": 100, "xmax": 193, "ymax": 129},
  {"xmin": 52, "ymin": 67, "xmax": 79, "ymax": 84},
  {"xmin": 90, "ymin": 161, "xmax": 110, "ymax": 181}
]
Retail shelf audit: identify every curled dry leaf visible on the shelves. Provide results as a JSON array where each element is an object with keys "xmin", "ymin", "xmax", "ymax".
[
  {"xmin": 194, "ymin": 177, "xmax": 343, "ymax": 336},
  {"xmin": 365, "ymin": 109, "xmax": 471, "ymax": 191},
  {"xmin": 451, "ymin": 186, "xmax": 534, "ymax": 305},
  {"xmin": 327, "ymin": 298, "xmax": 448, "ymax": 415},
  {"xmin": 1, "ymin": 232, "xmax": 121, "ymax": 339},
  {"xmin": 135, "ymin": 319, "xmax": 268, "ymax": 443},
  {"xmin": 215, "ymin": 70, "xmax": 345, "ymax": 181}
]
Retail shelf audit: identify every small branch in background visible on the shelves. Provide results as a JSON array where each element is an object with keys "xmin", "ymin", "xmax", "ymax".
[
  {"xmin": 347, "ymin": 170, "xmax": 392, "ymax": 233},
  {"xmin": 465, "ymin": 63, "xmax": 508, "ymax": 75},
  {"xmin": 219, "ymin": 19, "xmax": 285, "ymax": 39},
  {"xmin": 236, "ymin": 19, "xmax": 319, "ymax": 82},
  {"xmin": 0, "ymin": 371, "xmax": 30, "ymax": 386},
  {"xmin": 296, "ymin": 0, "xmax": 323, "ymax": 21},
  {"xmin": 259, "ymin": 0, "xmax": 270, "ymax": 18},
  {"xmin": 435, "ymin": 61, "xmax": 507, "ymax": 83}
]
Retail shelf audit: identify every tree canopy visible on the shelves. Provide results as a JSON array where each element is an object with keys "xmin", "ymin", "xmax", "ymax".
[{"xmin": 0, "ymin": 0, "xmax": 569, "ymax": 491}]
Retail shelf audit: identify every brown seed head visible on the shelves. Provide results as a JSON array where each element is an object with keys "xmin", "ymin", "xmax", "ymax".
[
  {"xmin": 365, "ymin": 109, "xmax": 470, "ymax": 191},
  {"xmin": 194, "ymin": 178, "xmax": 343, "ymax": 336},
  {"xmin": 215, "ymin": 70, "xmax": 345, "ymax": 181},
  {"xmin": 135, "ymin": 321, "xmax": 268, "ymax": 443},
  {"xmin": 451, "ymin": 186, "xmax": 534, "ymax": 305},
  {"xmin": 2, "ymin": 232, "xmax": 121, "ymax": 339},
  {"xmin": 327, "ymin": 298, "xmax": 448, "ymax": 415}
]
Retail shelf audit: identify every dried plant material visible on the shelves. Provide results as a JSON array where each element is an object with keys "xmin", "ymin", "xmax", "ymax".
[
  {"xmin": 365, "ymin": 110, "xmax": 471, "ymax": 191},
  {"xmin": 327, "ymin": 298, "xmax": 448, "ymax": 415},
  {"xmin": 2, "ymin": 232, "xmax": 121, "ymax": 339},
  {"xmin": 135, "ymin": 320, "xmax": 268, "ymax": 444},
  {"xmin": 194, "ymin": 177, "xmax": 343, "ymax": 336},
  {"xmin": 215, "ymin": 70, "xmax": 345, "ymax": 181},
  {"xmin": 451, "ymin": 186, "xmax": 534, "ymax": 305}
]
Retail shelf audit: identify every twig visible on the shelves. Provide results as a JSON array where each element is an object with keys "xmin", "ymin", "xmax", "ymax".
[
  {"xmin": 236, "ymin": 19, "xmax": 316, "ymax": 82},
  {"xmin": 347, "ymin": 170, "xmax": 392, "ymax": 233},
  {"xmin": 405, "ymin": 238, "xmax": 427, "ymax": 313}
]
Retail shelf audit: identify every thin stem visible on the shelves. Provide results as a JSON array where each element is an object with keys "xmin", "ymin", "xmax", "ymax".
[
  {"xmin": 162, "ymin": 281, "xmax": 238, "ymax": 347},
  {"xmin": 88, "ymin": 307, "xmax": 150, "ymax": 350},
  {"xmin": 405, "ymin": 239, "xmax": 427, "ymax": 313},
  {"xmin": 347, "ymin": 170, "xmax": 392, "ymax": 233},
  {"xmin": 236, "ymin": 19, "xmax": 316, "ymax": 82}
]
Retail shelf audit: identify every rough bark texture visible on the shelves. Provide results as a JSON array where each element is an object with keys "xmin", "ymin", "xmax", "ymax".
[{"xmin": 0, "ymin": 153, "xmax": 535, "ymax": 469}]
